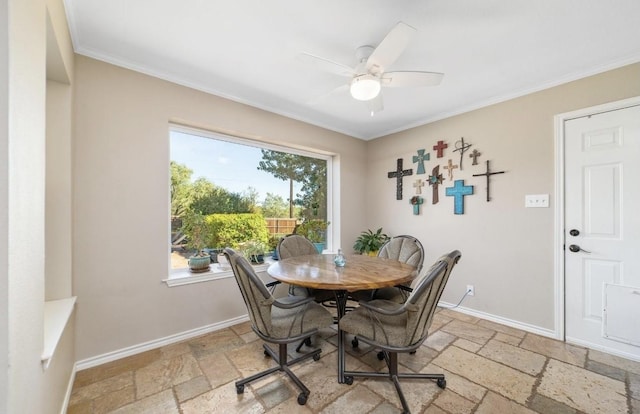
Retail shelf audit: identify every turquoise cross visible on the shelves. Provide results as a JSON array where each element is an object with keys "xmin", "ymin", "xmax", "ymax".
[
  {"xmin": 412, "ymin": 149, "xmax": 430, "ymax": 175},
  {"xmin": 445, "ymin": 180, "xmax": 474, "ymax": 215},
  {"xmin": 410, "ymin": 196, "xmax": 424, "ymax": 215}
]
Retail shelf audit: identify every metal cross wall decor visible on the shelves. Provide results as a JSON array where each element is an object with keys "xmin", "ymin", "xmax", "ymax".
[
  {"xmin": 453, "ymin": 137, "xmax": 472, "ymax": 170},
  {"xmin": 472, "ymin": 160, "xmax": 505, "ymax": 202},
  {"xmin": 387, "ymin": 158, "xmax": 413, "ymax": 200},
  {"xmin": 412, "ymin": 149, "xmax": 430, "ymax": 175}
]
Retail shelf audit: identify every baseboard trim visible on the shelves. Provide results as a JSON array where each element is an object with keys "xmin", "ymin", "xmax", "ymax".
[
  {"xmin": 438, "ymin": 302, "xmax": 558, "ymax": 339},
  {"xmin": 566, "ymin": 336, "xmax": 640, "ymax": 362},
  {"xmin": 76, "ymin": 314, "xmax": 249, "ymax": 371}
]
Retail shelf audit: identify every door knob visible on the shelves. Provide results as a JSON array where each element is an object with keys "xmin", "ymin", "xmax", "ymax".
[
  {"xmin": 569, "ymin": 229, "xmax": 580, "ymax": 236},
  {"xmin": 568, "ymin": 244, "xmax": 591, "ymax": 254}
]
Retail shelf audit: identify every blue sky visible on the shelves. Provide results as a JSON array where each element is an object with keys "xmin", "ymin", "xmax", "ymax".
[{"xmin": 170, "ymin": 130, "xmax": 300, "ymax": 203}]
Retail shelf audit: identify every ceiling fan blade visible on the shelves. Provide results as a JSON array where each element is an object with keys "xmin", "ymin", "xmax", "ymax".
[
  {"xmin": 366, "ymin": 93, "xmax": 384, "ymax": 116},
  {"xmin": 297, "ymin": 52, "xmax": 355, "ymax": 77},
  {"xmin": 381, "ymin": 71, "xmax": 444, "ymax": 87},
  {"xmin": 366, "ymin": 22, "xmax": 417, "ymax": 72},
  {"xmin": 307, "ymin": 84, "xmax": 349, "ymax": 106}
]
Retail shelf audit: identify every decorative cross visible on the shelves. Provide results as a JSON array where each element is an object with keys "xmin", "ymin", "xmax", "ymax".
[
  {"xmin": 412, "ymin": 149, "xmax": 430, "ymax": 175},
  {"xmin": 413, "ymin": 179, "xmax": 425, "ymax": 194},
  {"xmin": 443, "ymin": 159, "xmax": 458, "ymax": 181},
  {"xmin": 445, "ymin": 180, "xmax": 474, "ymax": 215},
  {"xmin": 410, "ymin": 196, "xmax": 424, "ymax": 215},
  {"xmin": 428, "ymin": 165, "xmax": 444, "ymax": 204},
  {"xmin": 469, "ymin": 149, "xmax": 481, "ymax": 165},
  {"xmin": 433, "ymin": 140, "xmax": 448, "ymax": 158},
  {"xmin": 387, "ymin": 158, "xmax": 413, "ymax": 200},
  {"xmin": 453, "ymin": 137, "xmax": 472, "ymax": 170},
  {"xmin": 472, "ymin": 160, "xmax": 506, "ymax": 202}
]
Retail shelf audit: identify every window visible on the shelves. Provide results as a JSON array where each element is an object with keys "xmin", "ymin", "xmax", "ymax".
[{"xmin": 169, "ymin": 126, "xmax": 332, "ymax": 277}]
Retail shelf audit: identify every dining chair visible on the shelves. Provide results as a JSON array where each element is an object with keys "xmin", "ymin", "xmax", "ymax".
[
  {"xmin": 224, "ymin": 248, "xmax": 333, "ymax": 405},
  {"xmin": 339, "ymin": 250, "xmax": 461, "ymax": 414},
  {"xmin": 277, "ymin": 234, "xmax": 335, "ymax": 302},
  {"xmin": 276, "ymin": 234, "xmax": 320, "ymax": 296},
  {"xmin": 277, "ymin": 234, "xmax": 336, "ymax": 351},
  {"xmin": 351, "ymin": 235, "xmax": 424, "ymax": 303},
  {"xmin": 372, "ymin": 235, "xmax": 425, "ymax": 303}
]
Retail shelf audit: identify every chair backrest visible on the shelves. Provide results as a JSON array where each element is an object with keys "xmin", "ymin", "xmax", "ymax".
[
  {"xmin": 377, "ymin": 235, "xmax": 425, "ymax": 274},
  {"xmin": 404, "ymin": 250, "xmax": 461, "ymax": 346},
  {"xmin": 277, "ymin": 234, "xmax": 317, "ymax": 260},
  {"xmin": 224, "ymin": 248, "xmax": 275, "ymax": 337}
]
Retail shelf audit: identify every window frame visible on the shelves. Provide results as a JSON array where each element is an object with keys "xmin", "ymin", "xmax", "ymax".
[{"xmin": 166, "ymin": 124, "xmax": 335, "ymax": 286}]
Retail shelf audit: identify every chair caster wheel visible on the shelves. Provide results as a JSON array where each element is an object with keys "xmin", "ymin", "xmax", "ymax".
[
  {"xmin": 264, "ymin": 350, "xmax": 270, "ymax": 357},
  {"xmin": 410, "ymin": 350, "xmax": 416, "ymax": 355},
  {"xmin": 313, "ymin": 353, "xmax": 321, "ymax": 361},
  {"xmin": 344, "ymin": 376, "xmax": 354, "ymax": 385},
  {"xmin": 297, "ymin": 393, "xmax": 308, "ymax": 405},
  {"xmin": 305, "ymin": 337, "xmax": 312, "ymax": 346},
  {"xmin": 236, "ymin": 384, "xmax": 245, "ymax": 394},
  {"xmin": 437, "ymin": 378, "xmax": 446, "ymax": 389},
  {"xmin": 351, "ymin": 338, "xmax": 359, "ymax": 348},
  {"xmin": 377, "ymin": 351, "xmax": 384, "ymax": 360}
]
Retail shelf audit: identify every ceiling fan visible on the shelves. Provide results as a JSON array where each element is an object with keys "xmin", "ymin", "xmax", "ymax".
[{"xmin": 298, "ymin": 22, "xmax": 444, "ymax": 115}]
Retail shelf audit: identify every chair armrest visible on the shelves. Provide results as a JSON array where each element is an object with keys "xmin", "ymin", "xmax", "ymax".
[
  {"xmin": 358, "ymin": 299, "xmax": 407, "ymax": 316},
  {"xmin": 272, "ymin": 296, "xmax": 315, "ymax": 309}
]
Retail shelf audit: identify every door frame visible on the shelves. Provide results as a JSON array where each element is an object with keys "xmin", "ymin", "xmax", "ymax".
[{"xmin": 553, "ymin": 96, "xmax": 640, "ymax": 345}]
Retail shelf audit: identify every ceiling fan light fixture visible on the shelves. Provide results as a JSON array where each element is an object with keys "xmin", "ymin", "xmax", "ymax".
[{"xmin": 350, "ymin": 74, "xmax": 381, "ymax": 101}]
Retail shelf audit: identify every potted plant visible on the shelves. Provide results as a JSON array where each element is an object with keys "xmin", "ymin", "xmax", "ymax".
[
  {"xmin": 295, "ymin": 219, "xmax": 329, "ymax": 253},
  {"xmin": 268, "ymin": 235, "xmax": 283, "ymax": 260},
  {"xmin": 240, "ymin": 240, "xmax": 269, "ymax": 264},
  {"xmin": 181, "ymin": 212, "xmax": 211, "ymax": 273},
  {"xmin": 353, "ymin": 228, "xmax": 390, "ymax": 256}
]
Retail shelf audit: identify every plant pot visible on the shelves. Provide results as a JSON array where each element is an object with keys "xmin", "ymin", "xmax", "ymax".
[
  {"xmin": 249, "ymin": 254, "xmax": 264, "ymax": 264},
  {"xmin": 188, "ymin": 255, "xmax": 211, "ymax": 273},
  {"xmin": 313, "ymin": 242, "xmax": 325, "ymax": 254},
  {"xmin": 202, "ymin": 248, "xmax": 219, "ymax": 263}
]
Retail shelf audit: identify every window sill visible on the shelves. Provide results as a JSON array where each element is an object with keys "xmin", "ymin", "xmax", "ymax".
[
  {"xmin": 42, "ymin": 296, "xmax": 76, "ymax": 370},
  {"xmin": 164, "ymin": 257, "xmax": 275, "ymax": 287}
]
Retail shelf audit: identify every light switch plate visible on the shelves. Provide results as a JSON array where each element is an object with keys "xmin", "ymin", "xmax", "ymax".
[{"xmin": 525, "ymin": 194, "xmax": 549, "ymax": 208}]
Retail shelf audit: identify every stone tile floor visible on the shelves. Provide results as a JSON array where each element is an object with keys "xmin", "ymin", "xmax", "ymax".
[{"xmin": 67, "ymin": 308, "xmax": 640, "ymax": 413}]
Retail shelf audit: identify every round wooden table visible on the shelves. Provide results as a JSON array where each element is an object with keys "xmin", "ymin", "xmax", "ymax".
[{"xmin": 267, "ymin": 254, "xmax": 417, "ymax": 383}]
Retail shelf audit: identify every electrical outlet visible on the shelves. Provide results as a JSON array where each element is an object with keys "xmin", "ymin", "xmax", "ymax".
[{"xmin": 466, "ymin": 285, "xmax": 475, "ymax": 296}]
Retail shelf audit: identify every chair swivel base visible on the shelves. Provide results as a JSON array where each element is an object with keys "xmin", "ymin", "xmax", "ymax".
[
  {"xmin": 235, "ymin": 341, "xmax": 321, "ymax": 405},
  {"xmin": 343, "ymin": 351, "xmax": 446, "ymax": 414}
]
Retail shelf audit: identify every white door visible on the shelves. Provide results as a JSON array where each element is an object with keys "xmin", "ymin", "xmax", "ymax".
[{"xmin": 565, "ymin": 103, "xmax": 640, "ymax": 360}]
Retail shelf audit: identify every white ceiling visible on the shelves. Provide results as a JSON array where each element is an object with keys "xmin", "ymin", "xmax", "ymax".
[{"xmin": 64, "ymin": 0, "xmax": 640, "ymax": 140}]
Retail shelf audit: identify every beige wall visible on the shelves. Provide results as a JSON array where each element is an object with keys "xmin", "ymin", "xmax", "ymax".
[
  {"xmin": 46, "ymin": 79, "xmax": 73, "ymax": 300},
  {"xmin": 367, "ymin": 63, "xmax": 640, "ymax": 331},
  {"xmin": 1, "ymin": 0, "xmax": 9, "ymax": 409},
  {"xmin": 72, "ymin": 55, "xmax": 368, "ymax": 361}
]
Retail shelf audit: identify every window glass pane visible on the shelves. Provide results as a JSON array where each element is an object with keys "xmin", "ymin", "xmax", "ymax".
[{"xmin": 170, "ymin": 128, "xmax": 329, "ymax": 270}]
